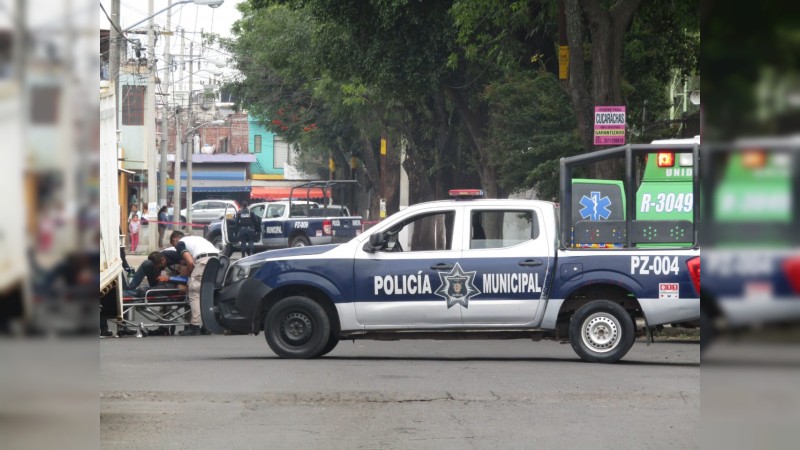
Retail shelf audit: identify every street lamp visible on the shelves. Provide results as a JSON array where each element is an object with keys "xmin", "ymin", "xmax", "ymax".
[
  {"xmin": 163, "ymin": 54, "xmax": 225, "ymax": 213},
  {"xmin": 181, "ymin": 119, "xmax": 226, "ymax": 228},
  {"xmin": 173, "ymin": 55, "xmax": 227, "ymax": 68},
  {"xmin": 123, "ymin": 0, "xmax": 225, "ymax": 32}
]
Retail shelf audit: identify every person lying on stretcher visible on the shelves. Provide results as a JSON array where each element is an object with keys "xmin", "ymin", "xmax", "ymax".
[
  {"xmin": 124, "ymin": 249, "xmax": 188, "ymax": 297},
  {"xmin": 117, "ymin": 250, "xmax": 190, "ymax": 337}
]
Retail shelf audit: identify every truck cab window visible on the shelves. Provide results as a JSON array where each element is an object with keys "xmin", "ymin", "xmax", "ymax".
[
  {"xmin": 384, "ymin": 211, "xmax": 456, "ymax": 252},
  {"xmin": 470, "ymin": 210, "xmax": 536, "ymax": 249}
]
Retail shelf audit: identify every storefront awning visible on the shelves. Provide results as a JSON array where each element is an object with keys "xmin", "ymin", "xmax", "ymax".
[
  {"xmin": 167, "ymin": 186, "xmax": 251, "ymax": 193},
  {"xmin": 250, "ymin": 186, "xmax": 332, "ymax": 200}
]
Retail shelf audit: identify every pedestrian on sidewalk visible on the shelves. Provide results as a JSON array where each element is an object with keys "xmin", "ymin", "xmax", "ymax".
[
  {"xmin": 129, "ymin": 214, "xmax": 140, "ymax": 253},
  {"xmin": 158, "ymin": 206, "xmax": 169, "ymax": 248}
]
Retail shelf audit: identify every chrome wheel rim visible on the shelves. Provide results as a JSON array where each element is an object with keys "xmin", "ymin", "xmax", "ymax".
[{"xmin": 581, "ymin": 312, "xmax": 621, "ymax": 353}]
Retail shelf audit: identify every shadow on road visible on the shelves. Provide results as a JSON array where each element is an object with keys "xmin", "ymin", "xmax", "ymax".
[{"xmin": 201, "ymin": 354, "xmax": 699, "ymax": 367}]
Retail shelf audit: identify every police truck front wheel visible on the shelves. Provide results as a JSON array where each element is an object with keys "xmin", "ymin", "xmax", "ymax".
[
  {"xmin": 265, "ymin": 296, "xmax": 331, "ymax": 359},
  {"xmin": 568, "ymin": 300, "xmax": 635, "ymax": 363},
  {"xmin": 212, "ymin": 236, "xmax": 233, "ymax": 257}
]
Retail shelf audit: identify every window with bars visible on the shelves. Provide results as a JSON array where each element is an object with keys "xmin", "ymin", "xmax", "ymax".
[
  {"xmin": 254, "ymin": 135, "xmax": 262, "ymax": 153},
  {"xmin": 122, "ymin": 85, "xmax": 145, "ymax": 126}
]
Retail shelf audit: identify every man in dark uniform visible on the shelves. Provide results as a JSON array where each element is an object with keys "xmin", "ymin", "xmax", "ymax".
[
  {"xmin": 235, "ymin": 201, "xmax": 261, "ymax": 258},
  {"xmin": 125, "ymin": 251, "xmax": 174, "ymax": 292}
]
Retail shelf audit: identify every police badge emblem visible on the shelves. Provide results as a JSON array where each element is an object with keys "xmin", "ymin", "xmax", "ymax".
[{"xmin": 434, "ymin": 262, "xmax": 479, "ymax": 308}]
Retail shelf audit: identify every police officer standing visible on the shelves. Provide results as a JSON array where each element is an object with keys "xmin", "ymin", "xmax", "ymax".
[{"xmin": 235, "ymin": 201, "xmax": 261, "ymax": 258}]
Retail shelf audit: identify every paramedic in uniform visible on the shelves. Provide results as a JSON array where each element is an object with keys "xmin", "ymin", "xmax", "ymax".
[{"xmin": 169, "ymin": 230, "xmax": 218, "ymax": 336}]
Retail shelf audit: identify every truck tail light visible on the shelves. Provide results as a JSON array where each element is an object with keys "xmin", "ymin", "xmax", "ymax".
[
  {"xmin": 687, "ymin": 257, "xmax": 700, "ymax": 295},
  {"xmin": 323, "ymin": 220, "xmax": 332, "ymax": 236},
  {"xmin": 783, "ymin": 256, "xmax": 800, "ymax": 294},
  {"xmin": 742, "ymin": 150, "xmax": 767, "ymax": 169},
  {"xmin": 657, "ymin": 152, "xmax": 675, "ymax": 168}
]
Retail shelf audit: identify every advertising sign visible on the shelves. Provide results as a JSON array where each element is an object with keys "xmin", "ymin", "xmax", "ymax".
[{"xmin": 594, "ymin": 106, "xmax": 626, "ymax": 146}]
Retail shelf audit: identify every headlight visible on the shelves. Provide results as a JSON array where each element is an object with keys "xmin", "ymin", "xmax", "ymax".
[{"xmin": 225, "ymin": 260, "xmax": 268, "ymax": 285}]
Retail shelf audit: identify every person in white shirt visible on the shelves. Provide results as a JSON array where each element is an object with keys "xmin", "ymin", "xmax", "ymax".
[
  {"xmin": 128, "ymin": 204, "xmax": 142, "ymax": 222},
  {"xmin": 169, "ymin": 230, "xmax": 219, "ymax": 336}
]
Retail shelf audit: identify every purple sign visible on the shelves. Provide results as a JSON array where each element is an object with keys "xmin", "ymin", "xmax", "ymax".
[{"xmin": 594, "ymin": 106, "xmax": 626, "ymax": 146}]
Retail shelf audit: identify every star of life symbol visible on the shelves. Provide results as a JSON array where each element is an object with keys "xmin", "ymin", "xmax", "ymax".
[
  {"xmin": 434, "ymin": 262, "xmax": 480, "ymax": 309},
  {"xmin": 579, "ymin": 191, "xmax": 612, "ymax": 220}
]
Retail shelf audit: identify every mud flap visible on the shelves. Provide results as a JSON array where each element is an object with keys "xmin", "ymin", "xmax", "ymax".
[{"xmin": 200, "ymin": 257, "xmax": 227, "ymax": 334}]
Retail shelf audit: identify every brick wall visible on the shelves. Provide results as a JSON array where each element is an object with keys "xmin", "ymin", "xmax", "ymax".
[
  {"xmin": 199, "ymin": 124, "xmax": 231, "ymax": 153},
  {"xmin": 229, "ymin": 113, "xmax": 249, "ymax": 154},
  {"xmin": 159, "ymin": 113, "xmax": 250, "ymax": 156}
]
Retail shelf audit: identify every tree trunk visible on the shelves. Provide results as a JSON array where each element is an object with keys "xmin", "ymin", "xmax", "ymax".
[
  {"xmin": 576, "ymin": 0, "xmax": 643, "ymax": 179},
  {"xmin": 444, "ymin": 86, "xmax": 502, "ymax": 198},
  {"xmin": 564, "ymin": 0, "xmax": 593, "ymax": 154},
  {"xmin": 359, "ymin": 130, "xmax": 382, "ymax": 221}
]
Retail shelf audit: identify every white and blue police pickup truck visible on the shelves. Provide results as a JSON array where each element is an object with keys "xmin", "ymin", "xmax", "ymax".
[
  {"xmin": 207, "ymin": 181, "xmax": 363, "ymax": 255},
  {"xmin": 199, "ymin": 144, "xmax": 701, "ymax": 363}
]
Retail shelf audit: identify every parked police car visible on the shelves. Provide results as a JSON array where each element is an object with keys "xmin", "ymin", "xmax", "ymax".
[{"xmin": 199, "ymin": 144, "xmax": 700, "ymax": 363}]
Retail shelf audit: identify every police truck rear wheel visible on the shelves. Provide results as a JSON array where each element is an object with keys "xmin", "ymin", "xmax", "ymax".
[
  {"xmin": 290, "ymin": 236, "xmax": 311, "ymax": 247},
  {"xmin": 569, "ymin": 300, "xmax": 634, "ymax": 363},
  {"xmin": 265, "ymin": 296, "xmax": 331, "ymax": 359}
]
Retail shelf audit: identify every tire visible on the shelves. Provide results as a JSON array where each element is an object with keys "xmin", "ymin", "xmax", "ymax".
[
  {"xmin": 569, "ymin": 300, "xmax": 635, "ymax": 363},
  {"xmin": 290, "ymin": 235, "xmax": 311, "ymax": 248},
  {"xmin": 264, "ymin": 296, "xmax": 331, "ymax": 359},
  {"xmin": 318, "ymin": 332, "xmax": 340, "ymax": 357},
  {"xmin": 700, "ymin": 309, "xmax": 713, "ymax": 353},
  {"xmin": 212, "ymin": 236, "xmax": 233, "ymax": 257}
]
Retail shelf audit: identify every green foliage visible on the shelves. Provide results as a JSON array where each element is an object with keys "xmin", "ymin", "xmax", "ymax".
[
  {"xmin": 223, "ymin": 0, "xmax": 698, "ymax": 201},
  {"xmin": 622, "ymin": 0, "xmax": 699, "ymax": 140},
  {"xmin": 485, "ymin": 71, "xmax": 582, "ymax": 200}
]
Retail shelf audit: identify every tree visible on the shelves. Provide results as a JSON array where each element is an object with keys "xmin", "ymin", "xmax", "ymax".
[
  {"xmin": 486, "ymin": 70, "xmax": 582, "ymax": 200},
  {"xmin": 565, "ymin": 0, "xmax": 699, "ymax": 178}
]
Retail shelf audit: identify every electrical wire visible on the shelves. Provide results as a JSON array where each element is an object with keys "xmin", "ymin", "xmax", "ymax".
[{"xmin": 99, "ymin": 2, "xmax": 140, "ymax": 46}]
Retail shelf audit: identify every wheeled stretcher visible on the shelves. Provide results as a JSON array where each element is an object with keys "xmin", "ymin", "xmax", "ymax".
[
  {"xmin": 117, "ymin": 276, "xmax": 190, "ymax": 337},
  {"xmin": 115, "ymin": 255, "xmax": 230, "ymax": 337}
]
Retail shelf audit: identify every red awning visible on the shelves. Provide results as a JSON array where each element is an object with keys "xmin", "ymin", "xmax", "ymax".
[{"xmin": 250, "ymin": 186, "xmax": 332, "ymax": 200}]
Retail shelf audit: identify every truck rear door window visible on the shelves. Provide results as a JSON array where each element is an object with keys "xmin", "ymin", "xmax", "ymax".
[{"xmin": 470, "ymin": 210, "xmax": 537, "ymax": 249}]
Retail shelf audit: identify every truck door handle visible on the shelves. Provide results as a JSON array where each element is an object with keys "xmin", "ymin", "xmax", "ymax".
[
  {"xmin": 430, "ymin": 263, "xmax": 454, "ymax": 271},
  {"xmin": 519, "ymin": 259, "xmax": 544, "ymax": 267}
]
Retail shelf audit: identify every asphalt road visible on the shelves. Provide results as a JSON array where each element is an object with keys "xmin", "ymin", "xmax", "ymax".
[{"xmin": 101, "ymin": 336, "xmax": 699, "ymax": 449}]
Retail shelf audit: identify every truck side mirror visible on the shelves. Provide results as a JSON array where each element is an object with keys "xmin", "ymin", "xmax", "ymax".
[{"xmin": 364, "ymin": 232, "xmax": 386, "ymax": 253}]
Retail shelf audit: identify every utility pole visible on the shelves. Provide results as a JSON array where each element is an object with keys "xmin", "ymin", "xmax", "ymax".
[
  {"xmin": 109, "ymin": 0, "xmax": 120, "ymax": 128},
  {"xmin": 186, "ymin": 42, "xmax": 194, "ymax": 227},
  {"xmin": 174, "ymin": 28, "xmax": 185, "ymax": 226},
  {"xmin": 145, "ymin": 0, "xmax": 158, "ymax": 247},
  {"xmin": 158, "ymin": 0, "xmax": 172, "ymax": 212},
  {"xmin": 380, "ymin": 137, "xmax": 387, "ymax": 219}
]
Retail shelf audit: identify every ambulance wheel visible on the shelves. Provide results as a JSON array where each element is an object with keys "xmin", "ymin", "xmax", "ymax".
[
  {"xmin": 569, "ymin": 300, "xmax": 634, "ymax": 363},
  {"xmin": 290, "ymin": 236, "xmax": 311, "ymax": 247},
  {"xmin": 265, "ymin": 296, "xmax": 331, "ymax": 359},
  {"xmin": 212, "ymin": 236, "xmax": 233, "ymax": 257}
]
